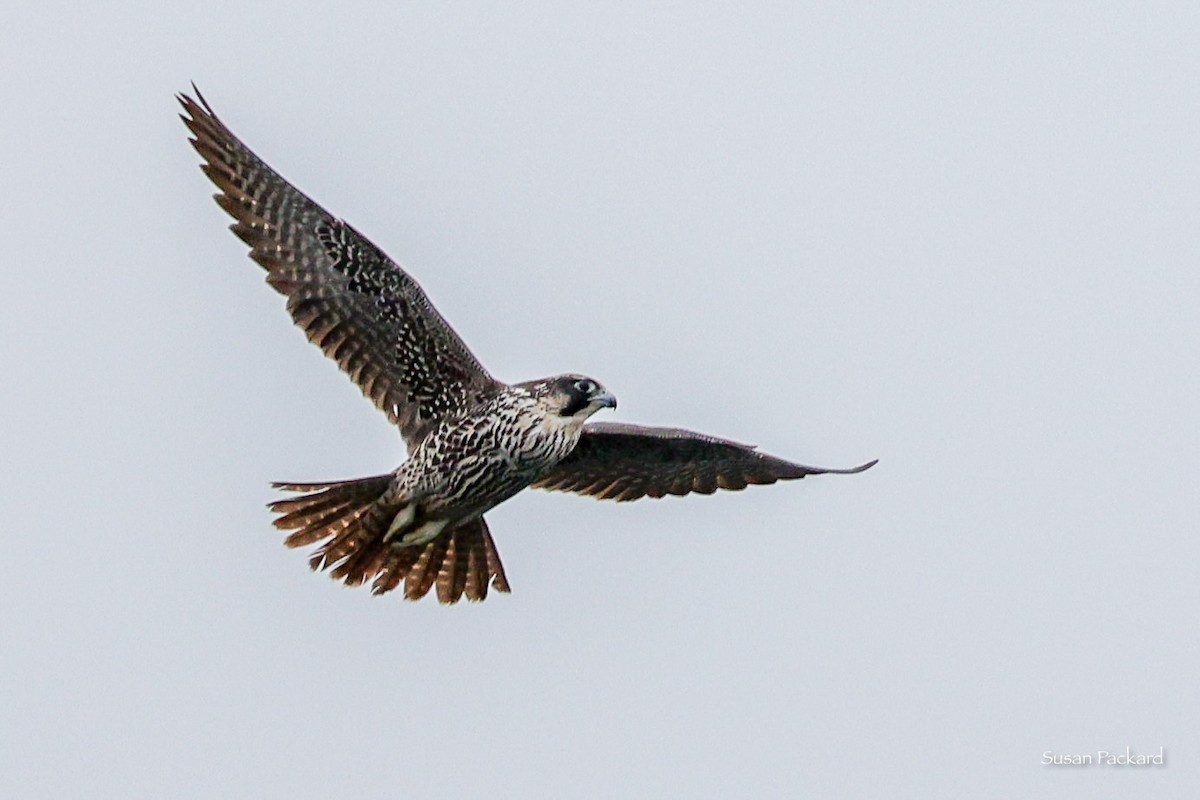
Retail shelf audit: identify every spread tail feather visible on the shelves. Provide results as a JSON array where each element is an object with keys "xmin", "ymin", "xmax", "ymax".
[{"xmin": 268, "ymin": 477, "xmax": 511, "ymax": 603}]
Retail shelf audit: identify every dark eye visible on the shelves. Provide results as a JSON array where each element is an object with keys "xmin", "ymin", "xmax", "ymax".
[{"xmin": 573, "ymin": 379, "xmax": 594, "ymax": 394}]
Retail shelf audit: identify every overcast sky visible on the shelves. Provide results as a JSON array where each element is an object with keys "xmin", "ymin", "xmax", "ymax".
[{"xmin": 2, "ymin": 2, "xmax": 1197, "ymax": 798}]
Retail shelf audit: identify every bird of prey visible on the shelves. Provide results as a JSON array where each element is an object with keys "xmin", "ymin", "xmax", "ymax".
[{"xmin": 179, "ymin": 87, "xmax": 876, "ymax": 604}]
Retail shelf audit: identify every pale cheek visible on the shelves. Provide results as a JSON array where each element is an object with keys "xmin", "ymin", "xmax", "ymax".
[{"xmin": 539, "ymin": 412, "xmax": 585, "ymax": 436}]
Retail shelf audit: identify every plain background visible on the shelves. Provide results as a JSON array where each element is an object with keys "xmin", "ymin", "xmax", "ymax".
[{"xmin": 2, "ymin": 2, "xmax": 1197, "ymax": 798}]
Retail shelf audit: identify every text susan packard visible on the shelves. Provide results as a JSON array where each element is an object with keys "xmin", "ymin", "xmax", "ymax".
[{"xmin": 1043, "ymin": 747, "xmax": 1165, "ymax": 766}]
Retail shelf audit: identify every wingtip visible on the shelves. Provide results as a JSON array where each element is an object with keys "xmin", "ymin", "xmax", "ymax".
[
  {"xmin": 803, "ymin": 458, "xmax": 878, "ymax": 476},
  {"xmin": 177, "ymin": 82, "xmax": 215, "ymax": 117},
  {"xmin": 191, "ymin": 82, "xmax": 214, "ymax": 113}
]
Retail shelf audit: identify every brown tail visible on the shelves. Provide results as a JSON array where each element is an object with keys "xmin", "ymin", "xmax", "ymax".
[{"xmin": 268, "ymin": 476, "xmax": 510, "ymax": 603}]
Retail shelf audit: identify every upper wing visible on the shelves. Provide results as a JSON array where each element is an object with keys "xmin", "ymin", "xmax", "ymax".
[
  {"xmin": 179, "ymin": 88, "xmax": 501, "ymax": 450},
  {"xmin": 532, "ymin": 422, "xmax": 876, "ymax": 501}
]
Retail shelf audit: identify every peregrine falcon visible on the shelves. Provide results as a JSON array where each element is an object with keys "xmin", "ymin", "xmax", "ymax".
[{"xmin": 180, "ymin": 88, "xmax": 876, "ymax": 604}]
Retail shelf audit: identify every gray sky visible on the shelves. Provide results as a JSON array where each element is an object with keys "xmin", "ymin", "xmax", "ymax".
[{"xmin": 3, "ymin": 2, "xmax": 1197, "ymax": 798}]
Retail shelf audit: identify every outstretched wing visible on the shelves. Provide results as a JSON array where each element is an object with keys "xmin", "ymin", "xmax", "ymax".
[
  {"xmin": 532, "ymin": 422, "xmax": 876, "ymax": 501},
  {"xmin": 179, "ymin": 88, "xmax": 501, "ymax": 450}
]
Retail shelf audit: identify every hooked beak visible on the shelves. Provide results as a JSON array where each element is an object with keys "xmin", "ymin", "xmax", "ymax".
[{"xmin": 592, "ymin": 391, "xmax": 617, "ymax": 410}]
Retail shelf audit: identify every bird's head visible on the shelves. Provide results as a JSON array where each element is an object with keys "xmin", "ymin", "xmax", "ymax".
[{"xmin": 523, "ymin": 374, "xmax": 617, "ymax": 420}]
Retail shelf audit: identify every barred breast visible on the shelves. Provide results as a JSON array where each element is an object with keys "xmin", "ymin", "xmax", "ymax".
[{"xmin": 395, "ymin": 389, "xmax": 584, "ymax": 523}]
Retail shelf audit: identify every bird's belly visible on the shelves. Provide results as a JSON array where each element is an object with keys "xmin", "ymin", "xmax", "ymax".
[
  {"xmin": 446, "ymin": 451, "xmax": 553, "ymax": 514},
  {"xmin": 442, "ymin": 445, "xmax": 567, "ymax": 519},
  {"xmin": 402, "ymin": 412, "xmax": 577, "ymax": 522}
]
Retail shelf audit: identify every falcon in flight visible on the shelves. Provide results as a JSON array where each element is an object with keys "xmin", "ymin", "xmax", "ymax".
[{"xmin": 180, "ymin": 88, "xmax": 876, "ymax": 604}]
